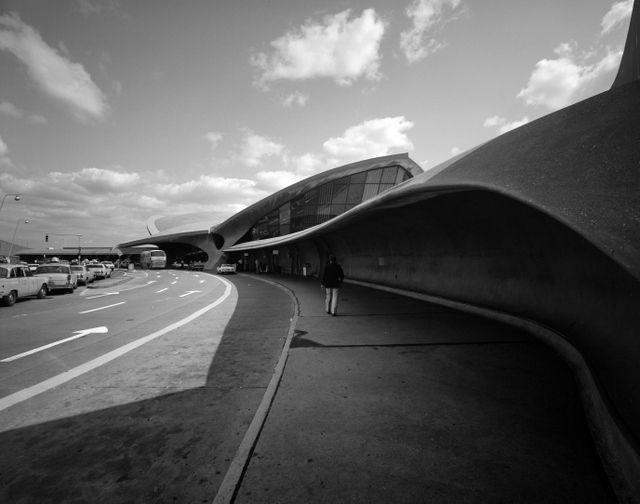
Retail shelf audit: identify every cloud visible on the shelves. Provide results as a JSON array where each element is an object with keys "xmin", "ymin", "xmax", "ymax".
[
  {"xmin": 400, "ymin": 0, "xmax": 463, "ymax": 64},
  {"xmin": 483, "ymin": 115, "xmax": 530, "ymax": 135},
  {"xmin": 323, "ymin": 116, "xmax": 414, "ymax": 161},
  {"xmin": 0, "ymin": 165, "xmax": 269, "ymax": 243},
  {"xmin": 72, "ymin": 167, "xmax": 140, "ymax": 192},
  {"xmin": 0, "ymin": 135, "xmax": 8, "ymax": 157},
  {"xmin": 255, "ymin": 170, "xmax": 302, "ymax": 191},
  {"xmin": 251, "ymin": 9, "xmax": 385, "ymax": 87},
  {"xmin": 601, "ymin": 0, "xmax": 633, "ymax": 35},
  {"xmin": 0, "ymin": 100, "xmax": 48, "ymax": 124},
  {"xmin": 0, "ymin": 12, "xmax": 108, "ymax": 121},
  {"xmin": 517, "ymin": 42, "xmax": 622, "ymax": 110},
  {"xmin": 204, "ymin": 131, "xmax": 223, "ymax": 151},
  {"xmin": 239, "ymin": 131, "xmax": 285, "ymax": 167},
  {"xmin": 0, "ymin": 101, "xmax": 22, "ymax": 118},
  {"xmin": 283, "ymin": 91, "xmax": 309, "ymax": 108}
]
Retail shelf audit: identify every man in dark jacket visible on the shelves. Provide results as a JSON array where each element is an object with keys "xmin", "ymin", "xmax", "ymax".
[{"xmin": 321, "ymin": 254, "xmax": 344, "ymax": 316}]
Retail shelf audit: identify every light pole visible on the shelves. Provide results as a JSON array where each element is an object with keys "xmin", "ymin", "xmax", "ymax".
[
  {"xmin": 8, "ymin": 218, "xmax": 29, "ymax": 261},
  {"xmin": 0, "ymin": 193, "xmax": 21, "ymax": 215}
]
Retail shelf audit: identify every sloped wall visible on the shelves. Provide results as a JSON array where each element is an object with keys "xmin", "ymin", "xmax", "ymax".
[{"xmin": 314, "ymin": 190, "xmax": 640, "ymax": 448}]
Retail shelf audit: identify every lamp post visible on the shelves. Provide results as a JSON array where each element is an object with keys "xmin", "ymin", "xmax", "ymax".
[
  {"xmin": 0, "ymin": 193, "xmax": 21, "ymax": 214},
  {"xmin": 8, "ymin": 218, "xmax": 29, "ymax": 262}
]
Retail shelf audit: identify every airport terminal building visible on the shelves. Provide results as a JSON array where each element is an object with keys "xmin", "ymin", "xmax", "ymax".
[{"xmin": 117, "ymin": 7, "xmax": 640, "ymax": 502}]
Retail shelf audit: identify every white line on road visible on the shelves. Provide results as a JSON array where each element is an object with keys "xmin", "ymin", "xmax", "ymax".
[
  {"xmin": 86, "ymin": 291, "xmax": 119, "ymax": 299},
  {"xmin": 171, "ymin": 281, "xmax": 177, "ymax": 285},
  {"xmin": 179, "ymin": 290, "xmax": 201, "ymax": 298},
  {"xmin": 0, "ymin": 277, "xmax": 233, "ymax": 412},
  {"xmin": 156, "ymin": 288, "xmax": 169, "ymax": 293},
  {"xmin": 79, "ymin": 302, "xmax": 126, "ymax": 314},
  {"xmin": 1, "ymin": 327, "xmax": 109, "ymax": 363}
]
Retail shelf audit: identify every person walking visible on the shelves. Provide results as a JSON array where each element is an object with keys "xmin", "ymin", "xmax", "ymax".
[{"xmin": 321, "ymin": 254, "xmax": 344, "ymax": 316}]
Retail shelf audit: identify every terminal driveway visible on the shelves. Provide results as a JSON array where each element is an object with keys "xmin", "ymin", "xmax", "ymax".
[
  {"xmin": 0, "ymin": 271, "xmax": 293, "ymax": 503},
  {"xmin": 0, "ymin": 271, "xmax": 614, "ymax": 503}
]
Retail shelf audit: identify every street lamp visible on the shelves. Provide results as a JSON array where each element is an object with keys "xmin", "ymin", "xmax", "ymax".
[
  {"xmin": 8, "ymin": 219, "xmax": 29, "ymax": 261},
  {"xmin": 0, "ymin": 193, "xmax": 21, "ymax": 214}
]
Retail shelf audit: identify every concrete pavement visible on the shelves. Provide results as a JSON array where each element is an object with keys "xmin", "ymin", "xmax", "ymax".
[
  {"xmin": 227, "ymin": 273, "xmax": 615, "ymax": 503},
  {"xmin": 0, "ymin": 269, "xmax": 616, "ymax": 503}
]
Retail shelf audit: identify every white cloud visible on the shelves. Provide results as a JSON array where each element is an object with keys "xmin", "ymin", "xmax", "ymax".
[
  {"xmin": 283, "ymin": 91, "xmax": 309, "ymax": 108},
  {"xmin": 517, "ymin": 42, "xmax": 622, "ymax": 110},
  {"xmin": 0, "ymin": 12, "xmax": 108, "ymax": 121},
  {"xmin": 483, "ymin": 115, "xmax": 530, "ymax": 135},
  {"xmin": 292, "ymin": 152, "xmax": 326, "ymax": 177},
  {"xmin": 0, "ymin": 100, "xmax": 48, "ymax": 124},
  {"xmin": 0, "ymin": 165, "xmax": 270, "ymax": 244},
  {"xmin": 72, "ymin": 167, "xmax": 140, "ymax": 192},
  {"xmin": 239, "ymin": 132, "xmax": 285, "ymax": 167},
  {"xmin": 482, "ymin": 115, "xmax": 503, "ymax": 128},
  {"xmin": 204, "ymin": 131, "xmax": 223, "ymax": 151},
  {"xmin": 601, "ymin": 0, "xmax": 633, "ymax": 35},
  {"xmin": 251, "ymin": 9, "xmax": 385, "ymax": 87},
  {"xmin": 0, "ymin": 101, "xmax": 22, "ymax": 118},
  {"xmin": 154, "ymin": 175, "xmax": 265, "ymax": 206},
  {"xmin": 0, "ymin": 135, "xmax": 8, "ymax": 157},
  {"xmin": 323, "ymin": 116, "xmax": 414, "ymax": 161},
  {"xmin": 400, "ymin": 0, "xmax": 463, "ymax": 64},
  {"xmin": 255, "ymin": 170, "xmax": 302, "ymax": 191}
]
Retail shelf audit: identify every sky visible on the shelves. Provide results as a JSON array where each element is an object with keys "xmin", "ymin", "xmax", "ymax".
[{"xmin": 0, "ymin": 0, "xmax": 633, "ymax": 249}]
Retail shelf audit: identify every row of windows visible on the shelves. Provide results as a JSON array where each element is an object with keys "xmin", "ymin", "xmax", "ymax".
[{"xmin": 250, "ymin": 165, "xmax": 411, "ymax": 241}]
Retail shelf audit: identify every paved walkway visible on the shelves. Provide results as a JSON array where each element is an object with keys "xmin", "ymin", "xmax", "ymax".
[{"xmin": 229, "ymin": 273, "xmax": 615, "ymax": 503}]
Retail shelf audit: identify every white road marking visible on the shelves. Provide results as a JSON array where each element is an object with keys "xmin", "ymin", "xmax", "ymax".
[
  {"xmin": 156, "ymin": 288, "xmax": 169, "ymax": 293},
  {"xmin": 0, "ymin": 278, "xmax": 233, "ymax": 412},
  {"xmin": 179, "ymin": 290, "xmax": 201, "ymax": 298},
  {"xmin": 171, "ymin": 281, "xmax": 177, "ymax": 285},
  {"xmin": 1, "ymin": 327, "xmax": 109, "ymax": 363},
  {"xmin": 79, "ymin": 302, "xmax": 126, "ymax": 314},
  {"xmin": 199, "ymin": 280, "xmax": 205, "ymax": 284},
  {"xmin": 86, "ymin": 291, "xmax": 119, "ymax": 299}
]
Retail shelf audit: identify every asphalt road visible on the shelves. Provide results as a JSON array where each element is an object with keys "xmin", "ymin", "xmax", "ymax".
[
  {"xmin": 0, "ymin": 269, "xmax": 230, "ymax": 399},
  {"xmin": 0, "ymin": 269, "xmax": 295, "ymax": 503}
]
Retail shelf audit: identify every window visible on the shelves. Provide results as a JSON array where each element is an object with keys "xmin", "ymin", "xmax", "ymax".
[{"xmin": 246, "ymin": 165, "xmax": 412, "ymax": 241}]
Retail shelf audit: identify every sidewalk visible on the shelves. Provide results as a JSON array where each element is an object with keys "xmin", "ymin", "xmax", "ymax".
[{"xmin": 231, "ymin": 273, "xmax": 615, "ymax": 503}]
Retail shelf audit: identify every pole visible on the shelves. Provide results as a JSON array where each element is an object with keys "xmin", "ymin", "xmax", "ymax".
[
  {"xmin": 0, "ymin": 193, "xmax": 21, "ymax": 215},
  {"xmin": 8, "ymin": 219, "xmax": 28, "ymax": 261}
]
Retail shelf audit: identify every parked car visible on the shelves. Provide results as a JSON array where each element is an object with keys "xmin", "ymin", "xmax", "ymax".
[
  {"xmin": 0, "ymin": 264, "xmax": 49, "ymax": 306},
  {"xmin": 86, "ymin": 263, "xmax": 108, "ymax": 280},
  {"xmin": 34, "ymin": 263, "xmax": 77, "ymax": 293},
  {"xmin": 101, "ymin": 261, "xmax": 115, "ymax": 273},
  {"xmin": 216, "ymin": 264, "xmax": 236, "ymax": 274},
  {"xmin": 71, "ymin": 264, "xmax": 94, "ymax": 285}
]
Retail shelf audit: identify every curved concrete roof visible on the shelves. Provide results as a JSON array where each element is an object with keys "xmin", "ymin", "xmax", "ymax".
[
  {"xmin": 119, "ymin": 153, "xmax": 422, "ymax": 255},
  {"xmin": 228, "ymin": 83, "xmax": 640, "ymax": 280}
]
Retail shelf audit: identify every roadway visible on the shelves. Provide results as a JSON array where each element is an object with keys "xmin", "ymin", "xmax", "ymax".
[
  {"xmin": 0, "ymin": 270, "xmax": 615, "ymax": 503},
  {"xmin": 0, "ymin": 269, "xmax": 231, "ymax": 403}
]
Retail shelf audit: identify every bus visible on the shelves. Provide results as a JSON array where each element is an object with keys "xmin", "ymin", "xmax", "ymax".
[{"xmin": 140, "ymin": 249, "xmax": 167, "ymax": 269}]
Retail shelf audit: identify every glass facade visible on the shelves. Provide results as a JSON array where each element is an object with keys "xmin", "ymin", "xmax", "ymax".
[{"xmin": 250, "ymin": 165, "xmax": 411, "ymax": 241}]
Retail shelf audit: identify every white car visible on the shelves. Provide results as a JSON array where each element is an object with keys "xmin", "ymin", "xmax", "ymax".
[
  {"xmin": 0, "ymin": 264, "xmax": 49, "ymax": 306},
  {"xmin": 101, "ymin": 261, "xmax": 115, "ymax": 274},
  {"xmin": 34, "ymin": 263, "xmax": 77, "ymax": 293},
  {"xmin": 86, "ymin": 263, "xmax": 108, "ymax": 280},
  {"xmin": 71, "ymin": 264, "xmax": 94, "ymax": 285},
  {"xmin": 216, "ymin": 264, "xmax": 236, "ymax": 274}
]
